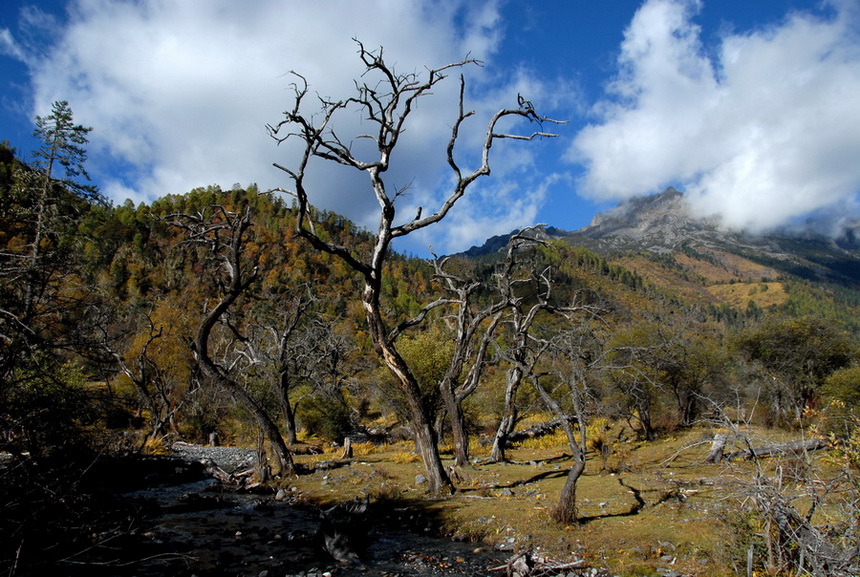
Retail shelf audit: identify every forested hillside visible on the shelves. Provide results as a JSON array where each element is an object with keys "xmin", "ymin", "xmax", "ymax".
[
  {"xmin": 2, "ymin": 96, "xmax": 859, "ymax": 575},
  {"xmin": 8, "ymin": 136, "xmax": 857, "ymax": 457},
  {"xmin": 3, "ymin": 133, "xmax": 858, "ymax": 451}
]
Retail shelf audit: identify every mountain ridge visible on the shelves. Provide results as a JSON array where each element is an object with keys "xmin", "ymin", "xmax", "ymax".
[{"xmin": 461, "ymin": 187, "xmax": 860, "ymax": 288}]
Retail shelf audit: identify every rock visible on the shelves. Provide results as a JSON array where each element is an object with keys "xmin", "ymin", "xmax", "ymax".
[
  {"xmin": 659, "ymin": 540, "xmax": 677, "ymax": 551},
  {"xmin": 318, "ymin": 498, "xmax": 370, "ymax": 565},
  {"xmin": 275, "ymin": 488, "xmax": 288, "ymax": 501},
  {"xmin": 415, "ymin": 474, "xmax": 428, "ymax": 485}
]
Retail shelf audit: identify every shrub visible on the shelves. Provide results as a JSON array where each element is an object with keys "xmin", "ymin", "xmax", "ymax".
[{"xmin": 298, "ymin": 393, "xmax": 352, "ymax": 442}]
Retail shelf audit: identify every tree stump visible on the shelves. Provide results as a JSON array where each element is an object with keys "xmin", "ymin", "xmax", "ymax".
[
  {"xmin": 705, "ymin": 433, "xmax": 728, "ymax": 463},
  {"xmin": 340, "ymin": 437, "xmax": 353, "ymax": 459}
]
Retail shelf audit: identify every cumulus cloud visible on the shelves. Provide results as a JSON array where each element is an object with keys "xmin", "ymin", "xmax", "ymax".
[
  {"xmin": 570, "ymin": 0, "xmax": 860, "ymax": 234},
  {"xmin": 4, "ymin": 0, "xmax": 553, "ymax": 253}
]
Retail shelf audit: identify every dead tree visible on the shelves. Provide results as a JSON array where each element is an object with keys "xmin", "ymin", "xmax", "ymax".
[
  {"xmin": 268, "ymin": 41, "xmax": 561, "ymax": 494},
  {"xmin": 174, "ymin": 205, "xmax": 295, "ymax": 477},
  {"xmin": 242, "ymin": 289, "xmax": 316, "ymax": 445},
  {"xmin": 699, "ymin": 398, "xmax": 860, "ymax": 575},
  {"xmin": 431, "ymin": 253, "xmax": 506, "ymax": 469},
  {"xmin": 490, "ymin": 232, "xmax": 561, "ymax": 462},
  {"xmin": 107, "ymin": 310, "xmax": 185, "ymax": 444},
  {"xmin": 746, "ymin": 458, "xmax": 858, "ymax": 576},
  {"xmin": 528, "ymin": 306, "xmax": 603, "ymax": 524}
]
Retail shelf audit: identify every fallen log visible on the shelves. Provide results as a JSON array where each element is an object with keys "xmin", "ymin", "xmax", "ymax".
[
  {"xmin": 723, "ymin": 437, "xmax": 826, "ymax": 462},
  {"xmin": 199, "ymin": 458, "xmax": 253, "ymax": 488},
  {"xmin": 490, "ymin": 549, "xmax": 609, "ymax": 576}
]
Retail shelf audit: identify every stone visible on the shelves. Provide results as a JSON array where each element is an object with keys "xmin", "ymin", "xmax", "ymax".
[{"xmin": 415, "ymin": 474, "xmax": 428, "ymax": 484}]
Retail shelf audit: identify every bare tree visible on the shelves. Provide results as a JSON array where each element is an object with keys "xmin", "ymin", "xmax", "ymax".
[
  {"xmin": 431, "ymin": 254, "xmax": 506, "ymax": 469},
  {"xmin": 268, "ymin": 42, "xmax": 560, "ymax": 494},
  {"xmin": 703, "ymin": 403, "xmax": 860, "ymax": 576},
  {"xmin": 242, "ymin": 289, "xmax": 316, "ymax": 444},
  {"xmin": 489, "ymin": 233, "xmax": 562, "ymax": 462},
  {"xmin": 533, "ymin": 322, "xmax": 603, "ymax": 525},
  {"xmin": 174, "ymin": 205, "xmax": 295, "ymax": 477},
  {"xmin": 108, "ymin": 311, "xmax": 184, "ymax": 444}
]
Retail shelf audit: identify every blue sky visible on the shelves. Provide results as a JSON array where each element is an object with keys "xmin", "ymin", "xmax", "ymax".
[{"xmin": 2, "ymin": 0, "xmax": 859, "ymax": 255}]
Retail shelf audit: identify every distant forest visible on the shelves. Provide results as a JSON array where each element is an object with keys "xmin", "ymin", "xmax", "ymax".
[{"xmin": 2, "ymin": 125, "xmax": 858, "ymax": 468}]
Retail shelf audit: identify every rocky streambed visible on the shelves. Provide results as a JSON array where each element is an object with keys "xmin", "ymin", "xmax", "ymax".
[
  {"xmin": 41, "ymin": 444, "xmax": 613, "ymax": 577},
  {"xmin": 66, "ymin": 444, "xmax": 513, "ymax": 577}
]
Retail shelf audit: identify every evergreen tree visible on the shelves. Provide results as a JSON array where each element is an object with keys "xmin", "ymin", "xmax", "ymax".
[
  {"xmin": 0, "ymin": 102, "xmax": 102, "ymax": 456},
  {"xmin": 24, "ymin": 101, "xmax": 100, "ymax": 319}
]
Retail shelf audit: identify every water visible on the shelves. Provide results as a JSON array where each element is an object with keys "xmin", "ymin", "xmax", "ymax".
[{"xmin": 111, "ymin": 475, "xmax": 509, "ymax": 576}]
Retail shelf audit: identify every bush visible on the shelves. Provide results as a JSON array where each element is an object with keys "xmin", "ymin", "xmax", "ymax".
[
  {"xmin": 1, "ymin": 358, "xmax": 95, "ymax": 459},
  {"xmin": 298, "ymin": 393, "xmax": 352, "ymax": 442}
]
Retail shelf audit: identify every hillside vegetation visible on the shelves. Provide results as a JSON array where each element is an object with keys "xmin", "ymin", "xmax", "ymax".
[{"xmin": 3, "ymin": 102, "xmax": 860, "ymax": 576}]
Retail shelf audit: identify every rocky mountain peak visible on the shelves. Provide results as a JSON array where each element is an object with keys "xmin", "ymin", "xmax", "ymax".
[
  {"xmin": 459, "ymin": 186, "xmax": 860, "ymax": 287},
  {"xmin": 576, "ymin": 187, "xmax": 724, "ymax": 253}
]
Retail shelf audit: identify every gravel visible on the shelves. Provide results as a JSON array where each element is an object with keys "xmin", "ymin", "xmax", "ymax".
[{"xmin": 170, "ymin": 442, "xmax": 257, "ymax": 473}]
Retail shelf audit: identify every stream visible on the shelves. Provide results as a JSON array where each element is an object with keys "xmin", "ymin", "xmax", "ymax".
[{"xmin": 69, "ymin": 452, "xmax": 513, "ymax": 577}]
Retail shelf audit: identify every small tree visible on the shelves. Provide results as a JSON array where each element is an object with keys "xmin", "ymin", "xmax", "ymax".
[
  {"xmin": 541, "ymin": 317, "xmax": 609, "ymax": 525},
  {"xmin": 268, "ymin": 42, "xmax": 560, "ymax": 494}
]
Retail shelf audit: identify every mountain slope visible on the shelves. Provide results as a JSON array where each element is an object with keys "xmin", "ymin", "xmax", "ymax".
[{"xmin": 463, "ymin": 187, "xmax": 860, "ymax": 289}]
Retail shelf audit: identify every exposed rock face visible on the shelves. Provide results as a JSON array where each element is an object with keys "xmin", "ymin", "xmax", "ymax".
[
  {"xmin": 459, "ymin": 187, "xmax": 860, "ymax": 287},
  {"xmin": 576, "ymin": 187, "xmax": 717, "ymax": 253}
]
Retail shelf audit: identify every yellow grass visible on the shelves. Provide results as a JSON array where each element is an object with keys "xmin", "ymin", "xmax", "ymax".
[
  {"xmin": 707, "ymin": 281, "xmax": 788, "ymax": 308},
  {"xmin": 277, "ymin": 422, "xmax": 847, "ymax": 576}
]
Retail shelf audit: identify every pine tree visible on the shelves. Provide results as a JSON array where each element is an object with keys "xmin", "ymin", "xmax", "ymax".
[{"xmin": 24, "ymin": 101, "xmax": 99, "ymax": 319}]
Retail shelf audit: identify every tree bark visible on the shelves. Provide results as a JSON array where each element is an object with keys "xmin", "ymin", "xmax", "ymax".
[
  {"xmin": 490, "ymin": 365, "xmax": 523, "ymax": 462},
  {"xmin": 725, "ymin": 437, "xmax": 825, "ymax": 462},
  {"xmin": 371, "ymin": 301, "xmax": 453, "ymax": 495},
  {"xmin": 277, "ymin": 370, "xmax": 299, "ymax": 444},
  {"xmin": 554, "ymin": 458, "xmax": 586, "ymax": 525},
  {"xmin": 441, "ymin": 380, "xmax": 469, "ymax": 468},
  {"xmin": 705, "ymin": 432, "xmax": 728, "ymax": 464}
]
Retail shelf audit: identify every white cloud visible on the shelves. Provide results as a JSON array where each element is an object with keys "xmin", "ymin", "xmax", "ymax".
[
  {"xmin": 570, "ymin": 0, "xmax": 860, "ymax": 234},
  {"xmin": 5, "ymin": 0, "xmax": 557, "ymax": 253},
  {"xmin": 0, "ymin": 29, "xmax": 25, "ymax": 61},
  {"xmin": 420, "ymin": 171, "xmax": 562, "ymax": 253}
]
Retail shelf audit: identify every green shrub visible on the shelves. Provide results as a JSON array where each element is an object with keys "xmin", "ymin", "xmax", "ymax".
[{"xmin": 298, "ymin": 393, "xmax": 352, "ymax": 441}]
